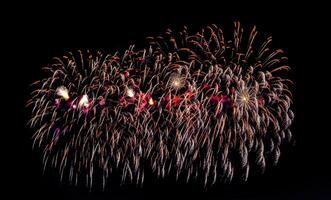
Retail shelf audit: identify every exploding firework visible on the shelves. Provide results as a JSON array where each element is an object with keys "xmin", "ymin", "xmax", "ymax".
[{"xmin": 27, "ymin": 22, "xmax": 294, "ymax": 188}]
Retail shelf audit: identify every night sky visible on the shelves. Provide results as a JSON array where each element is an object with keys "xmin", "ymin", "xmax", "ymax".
[{"xmin": 5, "ymin": 1, "xmax": 330, "ymax": 199}]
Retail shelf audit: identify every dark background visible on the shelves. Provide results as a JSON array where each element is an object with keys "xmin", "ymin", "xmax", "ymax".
[{"xmin": 5, "ymin": 1, "xmax": 330, "ymax": 199}]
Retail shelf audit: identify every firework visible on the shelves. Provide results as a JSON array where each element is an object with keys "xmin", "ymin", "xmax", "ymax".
[{"xmin": 27, "ymin": 22, "xmax": 294, "ymax": 188}]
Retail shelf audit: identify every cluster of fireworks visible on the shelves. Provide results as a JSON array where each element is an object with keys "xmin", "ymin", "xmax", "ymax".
[{"xmin": 27, "ymin": 22, "xmax": 294, "ymax": 188}]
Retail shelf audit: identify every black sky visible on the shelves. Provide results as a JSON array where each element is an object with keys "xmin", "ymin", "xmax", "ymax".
[{"xmin": 5, "ymin": 1, "xmax": 330, "ymax": 199}]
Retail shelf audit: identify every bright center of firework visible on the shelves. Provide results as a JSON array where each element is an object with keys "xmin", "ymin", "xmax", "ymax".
[
  {"xmin": 126, "ymin": 89, "xmax": 135, "ymax": 97},
  {"xmin": 240, "ymin": 92, "xmax": 250, "ymax": 104},
  {"xmin": 56, "ymin": 86, "xmax": 69, "ymax": 101},
  {"xmin": 78, "ymin": 94, "xmax": 89, "ymax": 108},
  {"xmin": 170, "ymin": 77, "xmax": 184, "ymax": 90},
  {"xmin": 173, "ymin": 80, "xmax": 180, "ymax": 87},
  {"xmin": 148, "ymin": 98, "xmax": 154, "ymax": 105}
]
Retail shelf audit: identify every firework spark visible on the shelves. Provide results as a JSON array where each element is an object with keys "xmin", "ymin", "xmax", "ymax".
[
  {"xmin": 27, "ymin": 22, "xmax": 294, "ymax": 188},
  {"xmin": 56, "ymin": 86, "xmax": 70, "ymax": 101}
]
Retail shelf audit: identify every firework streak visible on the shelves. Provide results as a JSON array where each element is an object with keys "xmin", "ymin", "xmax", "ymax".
[{"xmin": 27, "ymin": 22, "xmax": 294, "ymax": 188}]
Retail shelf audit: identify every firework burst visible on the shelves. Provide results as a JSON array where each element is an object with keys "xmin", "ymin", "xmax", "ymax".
[{"xmin": 27, "ymin": 22, "xmax": 294, "ymax": 188}]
